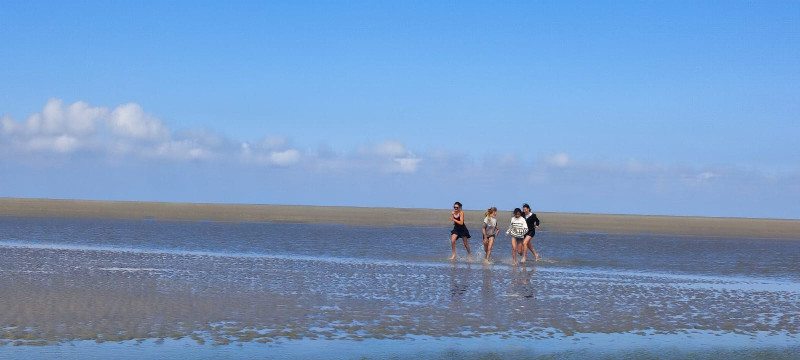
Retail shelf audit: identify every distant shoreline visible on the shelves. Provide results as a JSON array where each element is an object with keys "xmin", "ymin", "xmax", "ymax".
[{"xmin": 1, "ymin": 197, "xmax": 798, "ymax": 239}]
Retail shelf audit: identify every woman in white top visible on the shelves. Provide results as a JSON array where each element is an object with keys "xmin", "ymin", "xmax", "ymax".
[
  {"xmin": 505, "ymin": 208, "xmax": 529, "ymax": 265},
  {"xmin": 482, "ymin": 206, "xmax": 499, "ymax": 261}
]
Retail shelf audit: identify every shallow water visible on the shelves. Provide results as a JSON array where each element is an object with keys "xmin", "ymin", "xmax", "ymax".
[{"xmin": 0, "ymin": 217, "xmax": 798, "ymax": 358}]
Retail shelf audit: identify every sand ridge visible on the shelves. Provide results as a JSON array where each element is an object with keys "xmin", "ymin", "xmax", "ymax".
[{"xmin": 0, "ymin": 197, "xmax": 798, "ymax": 239}]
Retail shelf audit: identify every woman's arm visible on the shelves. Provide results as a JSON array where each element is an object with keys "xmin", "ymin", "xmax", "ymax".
[{"xmin": 507, "ymin": 218, "xmax": 520, "ymax": 235}]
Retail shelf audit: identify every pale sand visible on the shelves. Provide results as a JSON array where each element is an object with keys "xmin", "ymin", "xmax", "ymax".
[{"xmin": 1, "ymin": 197, "xmax": 798, "ymax": 239}]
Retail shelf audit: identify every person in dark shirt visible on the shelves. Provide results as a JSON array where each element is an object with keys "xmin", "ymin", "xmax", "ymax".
[
  {"xmin": 448, "ymin": 201, "xmax": 472, "ymax": 260},
  {"xmin": 520, "ymin": 203, "xmax": 540, "ymax": 262}
]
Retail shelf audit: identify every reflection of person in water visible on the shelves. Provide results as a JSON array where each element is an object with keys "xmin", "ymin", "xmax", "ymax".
[
  {"xmin": 509, "ymin": 265, "xmax": 536, "ymax": 299},
  {"xmin": 448, "ymin": 262, "xmax": 471, "ymax": 310},
  {"xmin": 480, "ymin": 263, "xmax": 495, "ymax": 308},
  {"xmin": 449, "ymin": 263, "xmax": 470, "ymax": 309}
]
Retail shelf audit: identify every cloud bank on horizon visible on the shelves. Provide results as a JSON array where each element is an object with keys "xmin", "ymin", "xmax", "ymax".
[
  {"xmin": 1, "ymin": 98, "xmax": 423, "ymax": 172},
  {"xmin": 2, "ymin": 98, "xmax": 797, "ymax": 219}
]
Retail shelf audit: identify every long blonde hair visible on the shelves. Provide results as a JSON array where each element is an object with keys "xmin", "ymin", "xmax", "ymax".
[{"xmin": 484, "ymin": 206, "xmax": 497, "ymax": 222}]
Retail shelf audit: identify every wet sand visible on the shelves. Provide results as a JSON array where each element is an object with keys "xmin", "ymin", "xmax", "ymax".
[
  {"xmin": 3, "ymin": 243, "xmax": 798, "ymax": 347},
  {"xmin": 1, "ymin": 197, "xmax": 799, "ymax": 239},
  {"xmin": 1, "ymin": 209, "xmax": 798, "ymax": 357}
]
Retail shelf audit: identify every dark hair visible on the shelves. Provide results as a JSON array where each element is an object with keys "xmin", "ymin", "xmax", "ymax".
[
  {"xmin": 454, "ymin": 201, "xmax": 462, "ymax": 208},
  {"xmin": 513, "ymin": 208, "xmax": 522, "ymax": 215},
  {"xmin": 522, "ymin": 203, "xmax": 530, "ymax": 210}
]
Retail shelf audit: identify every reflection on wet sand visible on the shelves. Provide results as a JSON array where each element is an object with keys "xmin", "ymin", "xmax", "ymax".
[
  {"xmin": 1, "ymin": 244, "xmax": 797, "ymax": 347},
  {"xmin": 1, "ymin": 215, "xmax": 798, "ymax": 360}
]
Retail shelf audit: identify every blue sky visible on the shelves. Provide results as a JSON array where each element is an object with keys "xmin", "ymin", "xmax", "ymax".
[{"xmin": 1, "ymin": 1, "xmax": 798, "ymax": 219}]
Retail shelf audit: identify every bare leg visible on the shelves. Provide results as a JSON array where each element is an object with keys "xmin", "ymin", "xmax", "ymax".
[
  {"xmin": 462, "ymin": 237, "xmax": 472, "ymax": 260},
  {"xmin": 485, "ymin": 237, "xmax": 495, "ymax": 261},
  {"xmin": 449, "ymin": 234, "xmax": 458, "ymax": 260},
  {"xmin": 524, "ymin": 235, "xmax": 539, "ymax": 261},
  {"xmin": 520, "ymin": 238, "xmax": 529, "ymax": 263},
  {"xmin": 511, "ymin": 238, "xmax": 518, "ymax": 265}
]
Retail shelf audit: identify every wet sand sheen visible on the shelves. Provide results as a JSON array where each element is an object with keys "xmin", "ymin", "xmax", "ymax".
[
  {"xmin": 1, "ymin": 201, "xmax": 799, "ymax": 356},
  {"xmin": 2, "ymin": 245, "xmax": 798, "ymax": 346},
  {"xmin": 2, "ymin": 197, "xmax": 799, "ymax": 239}
]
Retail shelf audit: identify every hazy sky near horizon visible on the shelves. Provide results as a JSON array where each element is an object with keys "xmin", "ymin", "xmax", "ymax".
[{"xmin": 1, "ymin": 1, "xmax": 798, "ymax": 219}]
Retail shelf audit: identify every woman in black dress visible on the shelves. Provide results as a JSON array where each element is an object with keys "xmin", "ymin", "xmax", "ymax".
[
  {"xmin": 521, "ymin": 203, "xmax": 540, "ymax": 262},
  {"xmin": 448, "ymin": 202, "xmax": 472, "ymax": 260}
]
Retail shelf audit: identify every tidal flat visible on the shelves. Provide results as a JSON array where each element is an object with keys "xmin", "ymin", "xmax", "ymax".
[{"xmin": 0, "ymin": 215, "xmax": 798, "ymax": 358}]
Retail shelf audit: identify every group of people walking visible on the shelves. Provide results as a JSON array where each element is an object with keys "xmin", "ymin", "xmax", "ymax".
[{"xmin": 448, "ymin": 201, "xmax": 540, "ymax": 265}]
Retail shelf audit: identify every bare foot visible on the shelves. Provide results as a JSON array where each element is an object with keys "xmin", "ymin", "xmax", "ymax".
[
  {"xmin": 449, "ymin": 254, "xmax": 456, "ymax": 260},
  {"xmin": 534, "ymin": 254, "xmax": 539, "ymax": 261},
  {"xmin": 521, "ymin": 257, "xmax": 527, "ymax": 263}
]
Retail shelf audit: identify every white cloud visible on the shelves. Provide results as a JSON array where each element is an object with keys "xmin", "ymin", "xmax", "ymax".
[
  {"xmin": 1, "ymin": 115, "xmax": 15, "ymax": 134},
  {"xmin": 375, "ymin": 140, "xmax": 407, "ymax": 157},
  {"xmin": 1, "ymin": 99, "xmax": 168, "ymax": 153},
  {"xmin": 544, "ymin": 152, "xmax": 571, "ymax": 167},
  {"xmin": 680, "ymin": 171, "xmax": 717, "ymax": 186},
  {"xmin": 109, "ymin": 103, "xmax": 168, "ymax": 140},
  {"xmin": 367, "ymin": 140, "xmax": 423, "ymax": 173},
  {"xmin": 0, "ymin": 102, "xmax": 743, "ymax": 192},
  {"xmin": 393, "ymin": 157, "xmax": 422, "ymax": 173},
  {"xmin": 3, "ymin": 100, "xmax": 429, "ymax": 173},
  {"xmin": 2, "ymin": 99, "xmax": 172, "ymax": 157},
  {"xmin": 698, "ymin": 171, "xmax": 716, "ymax": 180},
  {"xmin": 268, "ymin": 149, "xmax": 301, "ymax": 166},
  {"xmin": 0, "ymin": 99, "xmax": 108, "ymax": 147},
  {"xmin": 148, "ymin": 139, "xmax": 214, "ymax": 161},
  {"xmin": 37, "ymin": 99, "xmax": 107, "ymax": 136},
  {"xmin": 0, "ymin": 99, "xmax": 110, "ymax": 152},
  {"xmin": 25, "ymin": 135, "xmax": 80, "ymax": 153},
  {"xmin": 240, "ymin": 142, "xmax": 301, "ymax": 166},
  {"xmin": 295, "ymin": 140, "xmax": 425, "ymax": 173}
]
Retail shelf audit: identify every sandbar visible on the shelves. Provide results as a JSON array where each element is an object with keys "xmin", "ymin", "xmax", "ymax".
[{"xmin": 0, "ymin": 197, "xmax": 798, "ymax": 239}]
